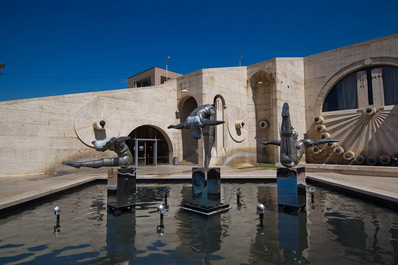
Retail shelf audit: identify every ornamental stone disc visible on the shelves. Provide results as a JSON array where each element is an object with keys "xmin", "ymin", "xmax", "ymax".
[
  {"xmin": 227, "ymin": 107, "xmax": 247, "ymax": 143},
  {"xmin": 74, "ymin": 98, "xmax": 121, "ymax": 147}
]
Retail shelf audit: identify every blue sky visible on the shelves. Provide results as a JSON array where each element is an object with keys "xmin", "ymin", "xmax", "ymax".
[{"xmin": 0, "ymin": 0, "xmax": 397, "ymax": 101}]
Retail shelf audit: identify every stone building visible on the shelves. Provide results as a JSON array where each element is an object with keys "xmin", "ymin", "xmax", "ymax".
[
  {"xmin": 127, "ymin": 67, "xmax": 183, "ymax": 88},
  {"xmin": 0, "ymin": 34, "xmax": 397, "ymax": 175}
]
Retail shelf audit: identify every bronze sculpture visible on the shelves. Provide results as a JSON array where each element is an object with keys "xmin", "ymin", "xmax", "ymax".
[
  {"xmin": 168, "ymin": 104, "xmax": 224, "ymax": 168},
  {"xmin": 263, "ymin": 103, "xmax": 339, "ymax": 167},
  {"xmin": 63, "ymin": 137, "xmax": 133, "ymax": 168}
]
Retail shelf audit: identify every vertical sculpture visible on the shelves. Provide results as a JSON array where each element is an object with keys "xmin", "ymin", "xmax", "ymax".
[
  {"xmin": 263, "ymin": 103, "xmax": 339, "ymax": 210},
  {"xmin": 168, "ymin": 104, "xmax": 224, "ymax": 168},
  {"xmin": 263, "ymin": 103, "xmax": 339, "ymax": 168},
  {"xmin": 169, "ymin": 104, "xmax": 229, "ymax": 215}
]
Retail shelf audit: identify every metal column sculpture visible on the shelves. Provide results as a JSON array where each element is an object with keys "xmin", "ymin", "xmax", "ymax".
[
  {"xmin": 263, "ymin": 103, "xmax": 339, "ymax": 210},
  {"xmin": 168, "ymin": 104, "xmax": 230, "ymax": 215}
]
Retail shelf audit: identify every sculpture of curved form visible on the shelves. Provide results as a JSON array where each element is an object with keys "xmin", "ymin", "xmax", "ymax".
[
  {"xmin": 263, "ymin": 103, "xmax": 339, "ymax": 167},
  {"xmin": 63, "ymin": 137, "xmax": 133, "ymax": 168},
  {"xmin": 168, "ymin": 104, "xmax": 224, "ymax": 168}
]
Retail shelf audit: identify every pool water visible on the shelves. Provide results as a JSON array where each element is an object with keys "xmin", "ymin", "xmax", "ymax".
[{"xmin": 0, "ymin": 182, "xmax": 397, "ymax": 264}]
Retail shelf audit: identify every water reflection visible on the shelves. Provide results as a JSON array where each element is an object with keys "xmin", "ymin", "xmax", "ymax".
[
  {"xmin": 249, "ymin": 185, "xmax": 280, "ymax": 264},
  {"xmin": 278, "ymin": 210, "xmax": 309, "ymax": 264},
  {"xmin": 0, "ymin": 183, "xmax": 397, "ymax": 265},
  {"xmin": 176, "ymin": 186, "xmax": 224, "ymax": 263},
  {"xmin": 105, "ymin": 213, "xmax": 136, "ymax": 264}
]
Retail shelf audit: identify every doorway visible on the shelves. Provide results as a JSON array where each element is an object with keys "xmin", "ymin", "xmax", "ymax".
[{"xmin": 127, "ymin": 125, "xmax": 170, "ymax": 166}]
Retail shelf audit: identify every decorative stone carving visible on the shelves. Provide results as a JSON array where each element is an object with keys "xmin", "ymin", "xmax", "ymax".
[
  {"xmin": 74, "ymin": 99, "xmax": 121, "ymax": 147},
  {"xmin": 227, "ymin": 107, "xmax": 247, "ymax": 143}
]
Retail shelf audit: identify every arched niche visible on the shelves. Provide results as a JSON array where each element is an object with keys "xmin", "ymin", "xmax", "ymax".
[
  {"xmin": 213, "ymin": 95, "xmax": 225, "ymax": 158},
  {"xmin": 248, "ymin": 70, "xmax": 275, "ymax": 163},
  {"xmin": 178, "ymin": 96, "xmax": 198, "ymax": 163}
]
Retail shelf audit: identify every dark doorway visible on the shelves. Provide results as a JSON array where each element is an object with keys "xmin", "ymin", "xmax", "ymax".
[{"xmin": 127, "ymin": 125, "xmax": 170, "ymax": 166}]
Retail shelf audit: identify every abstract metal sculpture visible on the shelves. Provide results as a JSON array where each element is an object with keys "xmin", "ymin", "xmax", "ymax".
[
  {"xmin": 263, "ymin": 103, "xmax": 339, "ymax": 167},
  {"xmin": 168, "ymin": 104, "xmax": 224, "ymax": 168},
  {"xmin": 63, "ymin": 137, "xmax": 133, "ymax": 168}
]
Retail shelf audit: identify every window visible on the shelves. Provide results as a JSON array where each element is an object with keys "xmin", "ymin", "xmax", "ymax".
[
  {"xmin": 323, "ymin": 66, "xmax": 398, "ymax": 112},
  {"xmin": 383, "ymin": 66, "xmax": 398, "ymax": 106},
  {"xmin": 323, "ymin": 72, "xmax": 358, "ymax": 112}
]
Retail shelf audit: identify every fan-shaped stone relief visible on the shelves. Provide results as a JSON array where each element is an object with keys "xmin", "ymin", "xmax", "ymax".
[
  {"xmin": 74, "ymin": 98, "xmax": 121, "ymax": 147},
  {"xmin": 308, "ymin": 106, "xmax": 398, "ymax": 165}
]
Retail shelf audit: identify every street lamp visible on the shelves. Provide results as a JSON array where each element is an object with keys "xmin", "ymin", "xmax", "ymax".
[{"xmin": 166, "ymin": 56, "xmax": 171, "ymax": 80}]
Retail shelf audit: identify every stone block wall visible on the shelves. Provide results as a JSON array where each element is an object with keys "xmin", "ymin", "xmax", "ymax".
[{"xmin": 0, "ymin": 82, "xmax": 179, "ymax": 175}]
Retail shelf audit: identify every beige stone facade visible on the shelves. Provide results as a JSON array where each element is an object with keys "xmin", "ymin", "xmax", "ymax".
[{"xmin": 0, "ymin": 34, "xmax": 397, "ymax": 175}]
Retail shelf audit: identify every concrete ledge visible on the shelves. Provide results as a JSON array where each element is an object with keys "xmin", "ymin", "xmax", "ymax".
[
  {"xmin": 277, "ymin": 163, "xmax": 398, "ymax": 177},
  {"xmin": 0, "ymin": 175, "xmax": 100, "ymax": 211},
  {"xmin": 307, "ymin": 176, "xmax": 398, "ymax": 207}
]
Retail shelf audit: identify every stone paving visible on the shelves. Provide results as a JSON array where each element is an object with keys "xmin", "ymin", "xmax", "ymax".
[{"xmin": 0, "ymin": 164, "xmax": 397, "ymax": 212}]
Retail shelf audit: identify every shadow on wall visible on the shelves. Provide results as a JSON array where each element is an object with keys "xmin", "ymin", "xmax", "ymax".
[
  {"xmin": 249, "ymin": 70, "xmax": 276, "ymax": 163},
  {"xmin": 179, "ymin": 96, "xmax": 198, "ymax": 163}
]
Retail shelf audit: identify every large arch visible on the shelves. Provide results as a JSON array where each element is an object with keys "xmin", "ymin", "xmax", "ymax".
[
  {"xmin": 126, "ymin": 125, "xmax": 173, "ymax": 166},
  {"xmin": 308, "ymin": 58, "xmax": 398, "ymax": 165},
  {"xmin": 314, "ymin": 57, "xmax": 398, "ymax": 114},
  {"xmin": 249, "ymin": 70, "xmax": 276, "ymax": 163},
  {"xmin": 178, "ymin": 96, "xmax": 198, "ymax": 163}
]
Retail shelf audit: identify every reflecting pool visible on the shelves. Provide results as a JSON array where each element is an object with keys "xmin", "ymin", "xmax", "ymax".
[{"xmin": 0, "ymin": 182, "xmax": 397, "ymax": 264}]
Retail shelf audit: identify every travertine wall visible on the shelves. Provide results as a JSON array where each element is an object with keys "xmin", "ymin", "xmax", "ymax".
[
  {"xmin": 1, "ymin": 34, "xmax": 397, "ymax": 175},
  {"xmin": 304, "ymin": 34, "xmax": 398, "ymax": 164},
  {"xmin": 176, "ymin": 67, "xmax": 254, "ymax": 166},
  {"xmin": 247, "ymin": 58, "xmax": 305, "ymax": 163},
  {"xmin": 0, "ymin": 81, "xmax": 179, "ymax": 175},
  {"xmin": 305, "ymin": 34, "xmax": 398, "ymax": 129}
]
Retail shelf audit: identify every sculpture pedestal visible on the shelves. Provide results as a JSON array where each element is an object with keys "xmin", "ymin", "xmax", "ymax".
[
  {"xmin": 182, "ymin": 167, "xmax": 230, "ymax": 215},
  {"xmin": 277, "ymin": 167, "xmax": 306, "ymax": 211},
  {"xmin": 107, "ymin": 168, "xmax": 136, "ymax": 216},
  {"xmin": 107, "ymin": 168, "xmax": 118, "ymax": 195}
]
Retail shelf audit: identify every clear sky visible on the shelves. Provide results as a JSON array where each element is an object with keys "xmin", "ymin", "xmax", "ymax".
[{"xmin": 0, "ymin": 0, "xmax": 397, "ymax": 101}]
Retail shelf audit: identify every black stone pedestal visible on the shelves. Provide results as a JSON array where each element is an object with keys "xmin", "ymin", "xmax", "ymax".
[
  {"xmin": 182, "ymin": 167, "xmax": 230, "ymax": 216},
  {"xmin": 277, "ymin": 167, "xmax": 306, "ymax": 211},
  {"xmin": 107, "ymin": 168, "xmax": 136, "ymax": 216}
]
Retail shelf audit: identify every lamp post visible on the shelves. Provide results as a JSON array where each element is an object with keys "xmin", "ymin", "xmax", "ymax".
[{"xmin": 166, "ymin": 56, "xmax": 170, "ymax": 80}]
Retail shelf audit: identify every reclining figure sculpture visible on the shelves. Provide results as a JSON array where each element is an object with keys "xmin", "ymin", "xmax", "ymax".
[
  {"xmin": 63, "ymin": 136, "xmax": 133, "ymax": 168},
  {"xmin": 168, "ymin": 104, "xmax": 224, "ymax": 168},
  {"xmin": 263, "ymin": 103, "xmax": 339, "ymax": 168}
]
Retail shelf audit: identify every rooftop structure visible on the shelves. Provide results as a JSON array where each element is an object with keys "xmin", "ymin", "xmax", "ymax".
[{"xmin": 127, "ymin": 67, "xmax": 183, "ymax": 88}]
